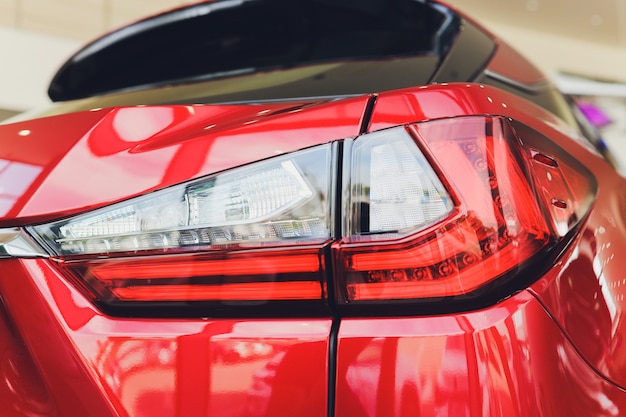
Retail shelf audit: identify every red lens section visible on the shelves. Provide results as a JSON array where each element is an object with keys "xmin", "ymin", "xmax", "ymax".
[
  {"xmin": 60, "ymin": 247, "xmax": 327, "ymax": 303},
  {"xmin": 335, "ymin": 116, "xmax": 594, "ymax": 302}
]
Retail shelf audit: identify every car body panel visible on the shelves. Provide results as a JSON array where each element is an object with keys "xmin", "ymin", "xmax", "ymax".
[
  {"xmin": 530, "ymin": 178, "xmax": 626, "ymax": 389},
  {"xmin": 0, "ymin": 297, "xmax": 58, "ymax": 417},
  {"xmin": 335, "ymin": 290, "xmax": 626, "ymax": 417},
  {"xmin": 368, "ymin": 83, "xmax": 580, "ymax": 139}
]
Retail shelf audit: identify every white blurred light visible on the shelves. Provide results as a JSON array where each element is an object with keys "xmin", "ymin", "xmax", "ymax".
[{"xmin": 352, "ymin": 127, "xmax": 453, "ymax": 234}]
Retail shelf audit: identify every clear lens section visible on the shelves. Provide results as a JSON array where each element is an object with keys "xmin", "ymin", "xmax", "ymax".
[
  {"xmin": 33, "ymin": 145, "xmax": 332, "ymax": 256},
  {"xmin": 187, "ymin": 160, "xmax": 313, "ymax": 225},
  {"xmin": 350, "ymin": 127, "xmax": 453, "ymax": 235}
]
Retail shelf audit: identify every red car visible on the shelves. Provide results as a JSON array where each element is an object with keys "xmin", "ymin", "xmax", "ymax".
[{"xmin": 1, "ymin": 1, "xmax": 623, "ymax": 416}]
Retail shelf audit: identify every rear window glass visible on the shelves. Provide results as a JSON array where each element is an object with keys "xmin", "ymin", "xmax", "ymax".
[{"xmin": 49, "ymin": 0, "xmax": 459, "ymax": 102}]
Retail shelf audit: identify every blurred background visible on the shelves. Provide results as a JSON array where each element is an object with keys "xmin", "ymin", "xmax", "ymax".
[
  {"xmin": 2, "ymin": 0, "xmax": 626, "ymax": 158},
  {"xmin": 0, "ymin": 0, "xmax": 195, "ymax": 117}
]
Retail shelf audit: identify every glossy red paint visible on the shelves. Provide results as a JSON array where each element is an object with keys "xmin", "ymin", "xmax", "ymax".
[
  {"xmin": 0, "ymin": 258, "xmax": 331, "ymax": 417},
  {"xmin": 335, "ymin": 291, "xmax": 626, "ymax": 417},
  {"xmin": 0, "ymin": 96, "xmax": 369, "ymax": 226},
  {"xmin": 0, "ymin": 299, "xmax": 56, "ymax": 417},
  {"xmin": 530, "ymin": 172, "xmax": 626, "ymax": 389},
  {"xmin": 368, "ymin": 83, "xmax": 580, "ymax": 137}
]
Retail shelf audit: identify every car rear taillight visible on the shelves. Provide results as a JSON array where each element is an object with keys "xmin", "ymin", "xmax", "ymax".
[
  {"xmin": 334, "ymin": 116, "xmax": 595, "ymax": 306},
  {"xmin": 30, "ymin": 145, "xmax": 335, "ymax": 312},
  {"xmin": 22, "ymin": 115, "xmax": 595, "ymax": 315}
]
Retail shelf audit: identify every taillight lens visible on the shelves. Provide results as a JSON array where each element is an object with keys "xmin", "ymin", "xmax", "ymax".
[
  {"xmin": 30, "ymin": 145, "xmax": 334, "ymax": 309},
  {"xmin": 35, "ymin": 145, "xmax": 332, "ymax": 255},
  {"xmin": 348, "ymin": 128, "xmax": 454, "ymax": 235},
  {"xmin": 24, "ymin": 115, "xmax": 595, "ymax": 315},
  {"xmin": 335, "ymin": 116, "xmax": 595, "ymax": 305}
]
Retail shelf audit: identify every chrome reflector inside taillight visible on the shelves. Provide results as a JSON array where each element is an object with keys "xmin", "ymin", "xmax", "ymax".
[{"xmin": 33, "ymin": 145, "xmax": 333, "ymax": 256}]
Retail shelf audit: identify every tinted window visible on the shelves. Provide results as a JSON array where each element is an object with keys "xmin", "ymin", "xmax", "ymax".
[{"xmin": 49, "ymin": 0, "xmax": 459, "ymax": 101}]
